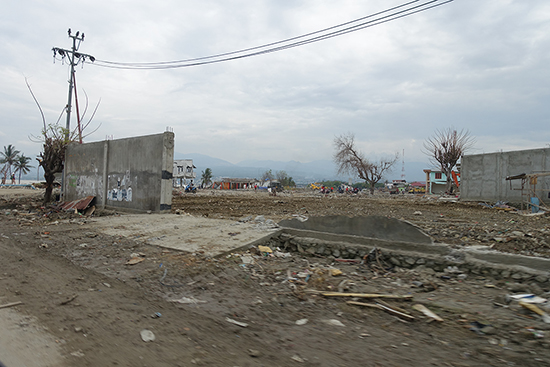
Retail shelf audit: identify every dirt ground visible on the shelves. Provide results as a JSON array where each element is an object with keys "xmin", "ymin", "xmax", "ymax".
[{"xmin": 1, "ymin": 188, "xmax": 550, "ymax": 367}]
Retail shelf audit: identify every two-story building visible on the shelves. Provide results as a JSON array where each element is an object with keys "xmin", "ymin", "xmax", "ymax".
[
  {"xmin": 423, "ymin": 169, "xmax": 459, "ymax": 194},
  {"xmin": 173, "ymin": 159, "xmax": 196, "ymax": 187}
]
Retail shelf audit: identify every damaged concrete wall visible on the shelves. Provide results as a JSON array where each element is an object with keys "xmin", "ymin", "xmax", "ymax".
[
  {"xmin": 461, "ymin": 147, "xmax": 550, "ymax": 204},
  {"xmin": 64, "ymin": 132, "xmax": 174, "ymax": 212}
]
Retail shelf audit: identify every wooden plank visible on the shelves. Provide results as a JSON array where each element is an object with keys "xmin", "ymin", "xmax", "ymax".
[
  {"xmin": 347, "ymin": 301, "xmax": 415, "ymax": 321},
  {"xmin": 0, "ymin": 301, "xmax": 23, "ymax": 309},
  {"xmin": 322, "ymin": 292, "xmax": 413, "ymax": 300}
]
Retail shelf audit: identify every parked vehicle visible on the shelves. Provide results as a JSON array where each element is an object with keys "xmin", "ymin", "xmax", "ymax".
[
  {"xmin": 268, "ymin": 181, "xmax": 283, "ymax": 192},
  {"xmin": 185, "ymin": 183, "xmax": 196, "ymax": 193}
]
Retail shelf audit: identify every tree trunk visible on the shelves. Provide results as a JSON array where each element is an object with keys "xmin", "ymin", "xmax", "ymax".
[
  {"xmin": 369, "ymin": 182, "xmax": 375, "ymax": 195},
  {"xmin": 43, "ymin": 172, "xmax": 56, "ymax": 203},
  {"xmin": 445, "ymin": 174, "xmax": 453, "ymax": 194}
]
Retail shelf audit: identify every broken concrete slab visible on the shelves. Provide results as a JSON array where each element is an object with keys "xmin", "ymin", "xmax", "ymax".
[
  {"xmin": 279, "ymin": 215, "xmax": 433, "ymax": 244},
  {"xmin": 85, "ymin": 213, "xmax": 550, "ymax": 283},
  {"xmin": 264, "ymin": 216, "xmax": 550, "ymax": 283}
]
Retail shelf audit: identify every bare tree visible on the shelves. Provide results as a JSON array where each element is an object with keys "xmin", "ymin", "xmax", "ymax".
[
  {"xmin": 423, "ymin": 127, "xmax": 474, "ymax": 193},
  {"xmin": 333, "ymin": 133, "xmax": 398, "ymax": 194},
  {"xmin": 26, "ymin": 79, "xmax": 100, "ymax": 203},
  {"xmin": 261, "ymin": 169, "xmax": 274, "ymax": 182},
  {"xmin": 276, "ymin": 170, "xmax": 295, "ymax": 188}
]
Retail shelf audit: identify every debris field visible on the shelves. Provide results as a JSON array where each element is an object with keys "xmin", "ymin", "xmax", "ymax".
[{"xmin": 0, "ymin": 189, "xmax": 549, "ymax": 366}]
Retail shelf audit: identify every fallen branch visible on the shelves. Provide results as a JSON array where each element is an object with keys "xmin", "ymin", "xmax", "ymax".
[
  {"xmin": 60, "ymin": 294, "xmax": 78, "ymax": 306},
  {"xmin": 0, "ymin": 301, "xmax": 23, "ymax": 309},
  {"xmin": 322, "ymin": 292, "xmax": 413, "ymax": 300}
]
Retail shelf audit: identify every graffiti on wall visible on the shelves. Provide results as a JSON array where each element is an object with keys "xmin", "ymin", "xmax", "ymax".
[
  {"xmin": 107, "ymin": 170, "xmax": 133, "ymax": 202},
  {"xmin": 67, "ymin": 173, "xmax": 103, "ymax": 201}
]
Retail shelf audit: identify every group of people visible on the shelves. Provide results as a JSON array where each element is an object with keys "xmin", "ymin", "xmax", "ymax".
[
  {"xmin": 1, "ymin": 173, "xmax": 16, "ymax": 185},
  {"xmin": 338, "ymin": 186, "xmax": 360, "ymax": 194},
  {"xmin": 318, "ymin": 185, "xmax": 360, "ymax": 195}
]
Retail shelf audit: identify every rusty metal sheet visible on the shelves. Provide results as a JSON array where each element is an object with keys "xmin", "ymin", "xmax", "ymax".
[{"xmin": 59, "ymin": 196, "xmax": 95, "ymax": 211}]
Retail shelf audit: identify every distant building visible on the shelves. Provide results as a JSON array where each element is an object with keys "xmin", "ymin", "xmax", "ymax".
[
  {"xmin": 173, "ymin": 159, "xmax": 196, "ymax": 186},
  {"xmin": 215, "ymin": 178, "xmax": 256, "ymax": 190},
  {"xmin": 424, "ymin": 169, "xmax": 459, "ymax": 194},
  {"xmin": 385, "ymin": 180, "xmax": 406, "ymax": 189}
]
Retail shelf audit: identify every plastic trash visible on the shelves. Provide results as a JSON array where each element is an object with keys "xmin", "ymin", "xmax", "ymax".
[{"xmin": 140, "ymin": 329, "xmax": 155, "ymax": 342}]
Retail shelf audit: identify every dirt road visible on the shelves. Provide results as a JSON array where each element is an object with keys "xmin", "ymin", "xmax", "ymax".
[{"xmin": 0, "ymin": 188, "xmax": 549, "ymax": 366}]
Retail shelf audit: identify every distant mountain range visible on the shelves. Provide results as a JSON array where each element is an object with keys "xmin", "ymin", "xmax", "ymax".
[{"xmin": 175, "ymin": 153, "xmax": 429, "ymax": 184}]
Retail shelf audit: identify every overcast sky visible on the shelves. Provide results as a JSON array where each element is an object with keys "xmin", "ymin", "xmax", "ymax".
[{"xmin": 1, "ymin": 0, "xmax": 549, "ymax": 171}]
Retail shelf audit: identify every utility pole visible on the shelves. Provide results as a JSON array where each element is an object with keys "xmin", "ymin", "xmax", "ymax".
[
  {"xmin": 52, "ymin": 29, "xmax": 95, "ymax": 140},
  {"xmin": 401, "ymin": 149, "xmax": 405, "ymax": 181},
  {"xmin": 52, "ymin": 29, "xmax": 95, "ymax": 200}
]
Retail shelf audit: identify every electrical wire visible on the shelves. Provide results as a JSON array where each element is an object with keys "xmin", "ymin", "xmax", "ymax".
[
  {"xmin": 94, "ymin": 0, "xmax": 450, "ymax": 69},
  {"xmin": 96, "ymin": 0, "xmax": 421, "ymax": 67},
  {"xmin": 92, "ymin": 0, "xmax": 453, "ymax": 70}
]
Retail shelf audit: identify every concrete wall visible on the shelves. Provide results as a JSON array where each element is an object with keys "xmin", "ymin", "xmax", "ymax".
[
  {"xmin": 64, "ymin": 132, "xmax": 174, "ymax": 212},
  {"xmin": 461, "ymin": 148, "xmax": 550, "ymax": 204}
]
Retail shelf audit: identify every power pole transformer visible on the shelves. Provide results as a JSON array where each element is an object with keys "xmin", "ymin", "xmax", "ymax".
[{"xmin": 52, "ymin": 29, "xmax": 95, "ymax": 140}]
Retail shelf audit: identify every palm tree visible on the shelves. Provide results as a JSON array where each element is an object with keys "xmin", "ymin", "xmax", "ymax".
[
  {"xmin": 13, "ymin": 155, "xmax": 33, "ymax": 184},
  {"xmin": 201, "ymin": 168, "xmax": 213, "ymax": 188},
  {"xmin": 0, "ymin": 145, "xmax": 20, "ymax": 183}
]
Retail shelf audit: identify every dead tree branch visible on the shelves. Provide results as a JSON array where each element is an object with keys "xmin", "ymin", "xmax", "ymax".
[
  {"xmin": 334, "ymin": 133, "xmax": 397, "ymax": 194},
  {"xmin": 422, "ymin": 127, "xmax": 475, "ymax": 193}
]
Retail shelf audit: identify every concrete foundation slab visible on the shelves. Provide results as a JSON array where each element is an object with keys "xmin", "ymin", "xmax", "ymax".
[{"xmin": 88, "ymin": 214, "xmax": 279, "ymax": 257}]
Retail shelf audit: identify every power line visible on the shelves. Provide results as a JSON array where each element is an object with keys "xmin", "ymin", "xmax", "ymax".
[
  {"xmin": 95, "ymin": 0, "xmax": 423, "ymax": 68},
  {"xmin": 90, "ymin": 0, "xmax": 453, "ymax": 70},
  {"xmin": 93, "ymin": 0, "xmax": 451, "ymax": 69}
]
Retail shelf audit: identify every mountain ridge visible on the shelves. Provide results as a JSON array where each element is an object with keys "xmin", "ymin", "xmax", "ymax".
[{"xmin": 175, "ymin": 152, "xmax": 428, "ymax": 183}]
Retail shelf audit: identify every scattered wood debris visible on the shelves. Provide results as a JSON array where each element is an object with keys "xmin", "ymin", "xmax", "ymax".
[
  {"xmin": 412, "ymin": 304, "xmax": 444, "ymax": 322},
  {"xmin": 0, "ymin": 301, "xmax": 23, "ymax": 309},
  {"xmin": 322, "ymin": 292, "xmax": 413, "ymax": 300}
]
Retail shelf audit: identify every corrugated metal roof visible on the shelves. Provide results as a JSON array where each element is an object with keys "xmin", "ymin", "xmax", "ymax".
[{"xmin": 59, "ymin": 196, "xmax": 95, "ymax": 211}]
